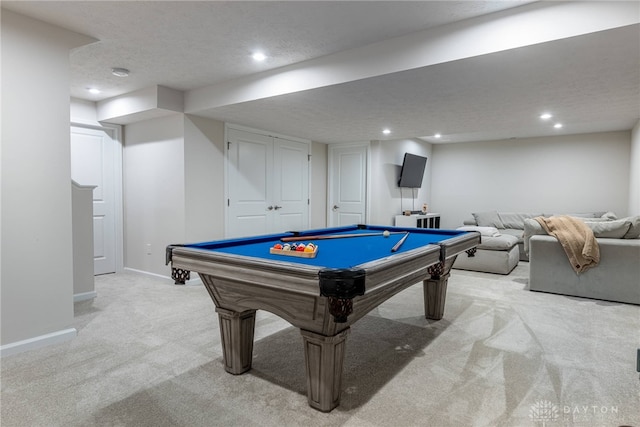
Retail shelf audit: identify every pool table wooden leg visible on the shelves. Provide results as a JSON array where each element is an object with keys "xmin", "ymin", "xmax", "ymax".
[
  {"xmin": 215, "ymin": 307, "xmax": 256, "ymax": 375},
  {"xmin": 423, "ymin": 274, "xmax": 450, "ymax": 320},
  {"xmin": 423, "ymin": 257, "xmax": 457, "ymax": 320},
  {"xmin": 300, "ymin": 328, "xmax": 350, "ymax": 412}
]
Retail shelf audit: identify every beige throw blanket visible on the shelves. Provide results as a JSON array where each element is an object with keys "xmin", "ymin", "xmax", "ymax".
[{"xmin": 534, "ymin": 215, "xmax": 600, "ymax": 274}]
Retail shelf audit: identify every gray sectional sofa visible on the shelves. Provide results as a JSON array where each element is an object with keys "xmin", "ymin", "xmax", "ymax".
[
  {"xmin": 528, "ymin": 235, "xmax": 640, "ymax": 305},
  {"xmin": 454, "ymin": 210, "xmax": 609, "ymax": 275},
  {"xmin": 525, "ymin": 217, "xmax": 640, "ymax": 305},
  {"xmin": 461, "ymin": 210, "xmax": 611, "ymax": 261},
  {"xmin": 456, "ymin": 210, "xmax": 639, "ymax": 305}
]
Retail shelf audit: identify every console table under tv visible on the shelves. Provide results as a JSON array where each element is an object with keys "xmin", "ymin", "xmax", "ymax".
[{"xmin": 395, "ymin": 213, "xmax": 441, "ymax": 229}]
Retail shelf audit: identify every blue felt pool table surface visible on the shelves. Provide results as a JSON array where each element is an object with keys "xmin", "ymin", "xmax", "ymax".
[{"xmin": 180, "ymin": 224, "xmax": 469, "ymax": 269}]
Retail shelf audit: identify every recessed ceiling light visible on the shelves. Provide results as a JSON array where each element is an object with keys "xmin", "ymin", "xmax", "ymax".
[
  {"xmin": 554, "ymin": 123, "xmax": 563, "ymax": 129},
  {"xmin": 382, "ymin": 128, "xmax": 391, "ymax": 135},
  {"xmin": 540, "ymin": 113, "xmax": 553, "ymax": 120},
  {"xmin": 87, "ymin": 88, "xmax": 101, "ymax": 94},
  {"xmin": 111, "ymin": 67, "xmax": 130, "ymax": 77},
  {"xmin": 434, "ymin": 133, "xmax": 441, "ymax": 139},
  {"xmin": 252, "ymin": 52, "xmax": 267, "ymax": 62}
]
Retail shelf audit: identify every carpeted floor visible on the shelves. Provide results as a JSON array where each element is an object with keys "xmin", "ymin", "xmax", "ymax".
[{"xmin": 1, "ymin": 263, "xmax": 639, "ymax": 427}]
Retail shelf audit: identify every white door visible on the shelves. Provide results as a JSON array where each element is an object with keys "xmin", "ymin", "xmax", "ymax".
[
  {"xmin": 328, "ymin": 144, "xmax": 368, "ymax": 226},
  {"xmin": 227, "ymin": 129, "xmax": 273, "ymax": 237},
  {"xmin": 70, "ymin": 126, "xmax": 116, "ymax": 275},
  {"xmin": 226, "ymin": 128, "xmax": 310, "ymax": 238},
  {"xmin": 273, "ymin": 137, "xmax": 309, "ymax": 233}
]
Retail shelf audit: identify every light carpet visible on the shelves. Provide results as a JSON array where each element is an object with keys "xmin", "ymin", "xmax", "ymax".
[{"xmin": 1, "ymin": 263, "xmax": 639, "ymax": 427}]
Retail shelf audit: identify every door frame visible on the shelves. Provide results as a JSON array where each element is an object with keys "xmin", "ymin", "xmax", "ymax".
[
  {"xmin": 327, "ymin": 142, "xmax": 371, "ymax": 226},
  {"xmin": 70, "ymin": 121, "xmax": 124, "ymax": 273},
  {"xmin": 224, "ymin": 123, "xmax": 312, "ymax": 237}
]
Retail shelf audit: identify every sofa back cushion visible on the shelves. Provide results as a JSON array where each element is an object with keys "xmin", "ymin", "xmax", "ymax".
[
  {"xmin": 549, "ymin": 212, "xmax": 604, "ymax": 218},
  {"xmin": 523, "ymin": 218, "xmax": 546, "ymax": 255},
  {"xmin": 583, "ymin": 216, "xmax": 639, "ymax": 239},
  {"xmin": 463, "ymin": 217, "xmax": 478, "ymax": 226},
  {"xmin": 472, "ymin": 211, "xmax": 505, "ymax": 229},
  {"xmin": 583, "ymin": 219, "xmax": 631, "ymax": 238},
  {"xmin": 498, "ymin": 212, "xmax": 544, "ymax": 230},
  {"xmin": 621, "ymin": 216, "xmax": 640, "ymax": 239}
]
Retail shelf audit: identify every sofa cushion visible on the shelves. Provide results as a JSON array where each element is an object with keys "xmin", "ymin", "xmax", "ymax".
[
  {"xmin": 523, "ymin": 218, "xmax": 547, "ymax": 255},
  {"xmin": 500, "ymin": 228, "xmax": 524, "ymax": 241},
  {"xmin": 498, "ymin": 212, "xmax": 543, "ymax": 230},
  {"xmin": 550, "ymin": 212, "xmax": 602, "ymax": 218},
  {"xmin": 453, "ymin": 245, "xmax": 519, "ymax": 274},
  {"xmin": 620, "ymin": 216, "xmax": 640, "ymax": 239},
  {"xmin": 476, "ymin": 234, "xmax": 519, "ymax": 251},
  {"xmin": 583, "ymin": 219, "xmax": 631, "ymax": 238},
  {"xmin": 463, "ymin": 217, "xmax": 478, "ymax": 226},
  {"xmin": 472, "ymin": 210, "xmax": 505, "ymax": 229},
  {"xmin": 457, "ymin": 226, "xmax": 501, "ymax": 237},
  {"xmin": 570, "ymin": 217, "xmax": 614, "ymax": 223}
]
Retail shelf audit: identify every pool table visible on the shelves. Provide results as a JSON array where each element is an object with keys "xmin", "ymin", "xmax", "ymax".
[{"xmin": 166, "ymin": 224, "xmax": 479, "ymax": 412}]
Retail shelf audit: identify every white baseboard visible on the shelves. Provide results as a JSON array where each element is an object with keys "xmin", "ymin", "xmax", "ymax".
[
  {"xmin": 74, "ymin": 291, "xmax": 97, "ymax": 302},
  {"xmin": 0, "ymin": 328, "xmax": 77, "ymax": 358},
  {"xmin": 123, "ymin": 267, "xmax": 202, "ymax": 285}
]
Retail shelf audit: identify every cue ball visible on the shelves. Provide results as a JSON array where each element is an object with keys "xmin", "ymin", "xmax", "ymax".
[{"xmin": 383, "ymin": 230, "xmax": 390, "ymax": 237}]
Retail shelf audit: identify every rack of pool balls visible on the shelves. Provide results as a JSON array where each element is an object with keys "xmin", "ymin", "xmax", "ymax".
[{"xmin": 270, "ymin": 242, "xmax": 318, "ymax": 258}]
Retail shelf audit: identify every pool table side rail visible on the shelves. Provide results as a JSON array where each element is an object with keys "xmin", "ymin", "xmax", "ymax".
[
  {"xmin": 169, "ymin": 247, "xmax": 323, "ymax": 295},
  {"xmin": 437, "ymin": 231, "xmax": 481, "ymax": 260},
  {"xmin": 169, "ymin": 243, "xmax": 444, "ymax": 296},
  {"xmin": 166, "ymin": 230, "xmax": 480, "ymax": 295}
]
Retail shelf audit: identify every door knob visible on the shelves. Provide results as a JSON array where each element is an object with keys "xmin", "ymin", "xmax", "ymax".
[
  {"xmin": 267, "ymin": 206, "xmax": 274, "ymax": 211},
  {"xmin": 332, "ymin": 205, "xmax": 339, "ymax": 211},
  {"xmin": 274, "ymin": 205, "xmax": 283, "ymax": 210}
]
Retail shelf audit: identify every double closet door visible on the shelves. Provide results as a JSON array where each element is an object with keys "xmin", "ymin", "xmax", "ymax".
[{"xmin": 226, "ymin": 127, "xmax": 310, "ymax": 238}]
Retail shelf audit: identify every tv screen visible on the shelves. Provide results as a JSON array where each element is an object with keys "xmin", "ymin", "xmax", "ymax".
[{"xmin": 398, "ymin": 153, "xmax": 427, "ymax": 188}]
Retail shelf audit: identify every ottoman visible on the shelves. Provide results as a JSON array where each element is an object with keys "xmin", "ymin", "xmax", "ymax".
[{"xmin": 453, "ymin": 233, "xmax": 520, "ymax": 274}]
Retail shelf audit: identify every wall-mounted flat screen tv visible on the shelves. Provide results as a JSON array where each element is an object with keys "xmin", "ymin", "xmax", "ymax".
[{"xmin": 398, "ymin": 153, "xmax": 427, "ymax": 188}]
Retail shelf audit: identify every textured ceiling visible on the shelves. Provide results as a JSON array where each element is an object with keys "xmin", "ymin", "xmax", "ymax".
[
  {"xmin": 203, "ymin": 25, "xmax": 639, "ymax": 143},
  {"xmin": 4, "ymin": 1, "xmax": 531, "ymax": 100},
  {"xmin": 3, "ymin": 1, "xmax": 639, "ymax": 143}
]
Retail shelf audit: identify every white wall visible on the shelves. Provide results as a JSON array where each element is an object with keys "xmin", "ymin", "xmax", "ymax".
[
  {"xmin": 431, "ymin": 131, "xmax": 632, "ymax": 229},
  {"xmin": 124, "ymin": 114, "xmax": 186, "ymax": 276},
  {"xmin": 71, "ymin": 183, "xmax": 96, "ymax": 297},
  {"xmin": 369, "ymin": 138, "xmax": 433, "ymax": 226},
  {"xmin": 629, "ymin": 121, "xmax": 640, "ymax": 216},
  {"xmin": 311, "ymin": 142, "xmax": 328, "ymax": 229},
  {"xmin": 184, "ymin": 115, "xmax": 225, "ymax": 241},
  {"xmin": 70, "ymin": 98, "xmax": 100, "ymax": 125},
  {"xmin": 1, "ymin": 11, "xmax": 94, "ymax": 350},
  {"xmin": 121, "ymin": 114, "xmax": 328, "ymax": 278}
]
